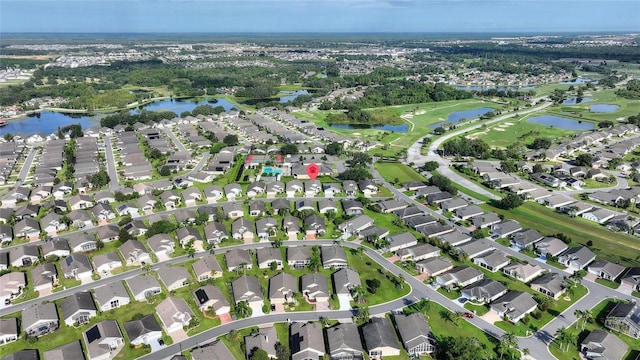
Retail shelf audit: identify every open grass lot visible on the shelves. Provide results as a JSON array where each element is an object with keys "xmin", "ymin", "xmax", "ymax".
[
  {"xmin": 345, "ymin": 249, "xmax": 410, "ymax": 305},
  {"xmin": 297, "ymin": 99, "xmax": 506, "ymax": 156},
  {"xmin": 374, "ymin": 162, "xmax": 427, "ymax": 183},
  {"xmin": 468, "ymin": 112, "xmax": 582, "ymax": 149},
  {"xmin": 481, "ymin": 202, "xmax": 640, "ymax": 267},
  {"xmin": 549, "ymin": 299, "xmax": 640, "ymax": 360}
]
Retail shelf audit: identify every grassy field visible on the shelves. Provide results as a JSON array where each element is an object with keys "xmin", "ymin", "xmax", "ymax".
[
  {"xmin": 296, "ymin": 99, "xmax": 506, "ymax": 157},
  {"xmin": 374, "ymin": 162, "xmax": 427, "ymax": 183},
  {"xmin": 548, "ymin": 89, "xmax": 640, "ymax": 123},
  {"xmin": 345, "ymin": 249, "xmax": 411, "ymax": 305},
  {"xmin": 480, "ymin": 202, "xmax": 640, "ymax": 267},
  {"xmin": 468, "ymin": 112, "xmax": 582, "ymax": 149},
  {"xmin": 548, "ymin": 299, "xmax": 640, "ymax": 360}
]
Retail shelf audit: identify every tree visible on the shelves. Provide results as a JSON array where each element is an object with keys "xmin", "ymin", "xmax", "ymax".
[
  {"xmin": 498, "ymin": 193, "xmax": 524, "ymax": 210},
  {"xmin": 338, "ymin": 168, "xmax": 371, "ymax": 182},
  {"xmin": 366, "ymin": 278, "xmax": 381, "ymax": 294},
  {"xmin": 325, "ymin": 142, "xmax": 343, "ymax": 156},
  {"xmin": 187, "ymin": 246, "xmax": 196, "ymax": 259},
  {"xmin": 275, "ymin": 342, "xmax": 290, "ymax": 360},
  {"xmin": 233, "ymin": 301, "xmax": 251, "ymax": 319},
  {"xmin": 356, "ymin": 306, "xmax": 370, "ymax": 323},
  {"xmin": 223, "ymin": 134, "xmax": 239, "ymax": 146},
  {"xmin": 249, "ymin": 348, "xmax": 270, "ymax": 360},
  {"xmin": 529, "ymin": 137, "xmax": 552, "ymax": 150},
  {"xmin": 433, "ymin": 126, "xmax": 446, "ymax": 135},
  {"xmin": 90, "ymin": 169, "xmax": 110, "ymax": 189},
  {"xmin": 555, "ymin": 327, "xmax": 574, "ymax": 352},
  {"xmin": 351, "ymin": 285, "xmax": 367, "ymax": 304},
  {"xmin": 424, "ymin": 161, "xmax": 439, "ymax": 171},
  {"xmin": 575, "ymin": 153, "xmax": 594, "ymax": 167},
  {"xmin": 436, "ymin": 336, "xmax": 491, "ymax": 360},
  {"xmin": 159, "ymin": 166, "xmax": 171, "ymax": 177},
  {"xmin": 574, "ymin": 309, "xmax": 592, "ymax": 330},
  {"xmin": 501, "ymin": 332, "xmax": 518, "ymax": 359},
  {"xmin": 348, "ymin": 153, "xmax": 372, "ymax": 168},
  {"xmin": 428, "ymin": 174, "xmax": 458, "ymax": 195},
  {"xmin": 279, "ymin": 143, "xmax": 298, "ymax": 155}
]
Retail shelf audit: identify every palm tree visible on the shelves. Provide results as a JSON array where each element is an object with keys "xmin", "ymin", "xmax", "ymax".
[
  {"xmin": 351, "ymin": 285, "xmax": 367, "ymax": 304},
  {"xmin": 555, "ymin": 327, "xmax": 574, "ymax": 352},
  {"xmin": 501, "ymin": 332, "xmax": 518, "ymax": 359},
  {"xmin": 234, "ymin": 301, "xmax": 251, "ymax": 319},
  {"xmin": 452, "ymin": 311, "xmax": 464, "ymax": 327},
  {"xmin": 574, "ymin": 309, "xmax": 592, "ymax": 330},
  {"xmin": 187, "ymin": 246, "xmax": 196, "ymax": 259},
  {"xmin": 307, "ymin": 255, "xmax": 322, "ymax": 273},
  {"xmin": 356, "ymin": 306, "xmax": 370, "ymax": 323}
]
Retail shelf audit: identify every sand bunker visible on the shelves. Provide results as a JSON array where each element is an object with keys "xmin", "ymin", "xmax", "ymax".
[
  {"xmin": 353, "ymin": 132, "xmax": 361, "ymax": 136},
  {"xmin": 401, "ymin": 114, "xmax": 414, "ymax": 119},
  {"xmin": 415, "ymin": 110, "xmax": 426, "ymax": 115},
  {"xmin": 503, "ymin": 122, "xmax": 514, "ymax": 126},
  {"xmin": 494, "ymin": 128, "xmax": 505, "ymax": 132}
]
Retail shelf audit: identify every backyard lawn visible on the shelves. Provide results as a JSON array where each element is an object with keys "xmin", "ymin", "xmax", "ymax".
[{"xmin": 374, "ymin": 162, "xmax": 427, "ymax": 183}]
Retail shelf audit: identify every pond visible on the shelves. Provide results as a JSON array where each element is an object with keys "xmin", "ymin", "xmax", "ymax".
[
  {"xmin": 429, "ymin": 107, "xmax": 494, "ymax": 129},
  {"xmin": 131, "ymin": 97, "xmax": 237, "ymax": 114},
  {"xmin": 562, "ymin": 97, "xmax": 593, "ymax": 105},
  {"xmin": 329, "ymin": 123, "xmax": 409, "ymax": 133},
  {"xmin": 279, "ymin": 90, "xmax": 309, "ymax": 103},
  {"xmin": 560, "ymin": 78, "xmax": 596, "ymax": 84},
  {"xmin": 527, "ymin": 115, "xmax": 595, "ymax": 130},
  {"xmin": 590, "ymin": 104, "xmax": 619, "ymax": 113},
  {"xmin": 1, "ymin": 97, "xmax": 238, "ymax": 136}
]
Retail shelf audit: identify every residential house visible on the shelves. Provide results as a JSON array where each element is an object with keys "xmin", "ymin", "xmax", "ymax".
[
  {"xmin": 204, "ymin": 185, "xmax": 224, "ymax": 203},
  {"xmin": 61, "ymin": 254, "xmax": 93, "ymax": 281},
  {"xmin": 531, "ymin": 273, "xmax": 567, "ymax": 299},
  {"xmin": 91, "ymin": 203, "xmax": 116, "ymax": 222},
  {"xmin": 386, "ymin": 232, "xmax": 418, "ymax": 252},
  {"xmin": 489, "ymin": 220, "xmax": 522, "ymax": 239},
  {"xmin": 245, "ymin": 327, "xmax": 277, "ymax": 360},
  {"xmin": 40, "ymin": 212, "xmax": 67, "ymax": 236},
  {"xmin": 13, "ymin": 218, "xmax": 40, "ymax": 239},
  {"xmin": 232, "ymin": 275, "xmax": 264, "ymax": 308},
  {"xmin": 246, "ymin": 181, "xmax": 266, "ymax": 198},
  {"xmin": 376, "ymin": 199, "xmax": 407, "ymax": 214},
  {"xmin": 304, "ymin": 214, "xmax": 326, "ymax": 236},
  {"xmin": 61, "ymin": 292, "xmax": 98, "ymax": 326},
  {"xmin": 416, "ymin": 257, "xmax": 453, "ymax": 277},
  {"xmin": 435, "ymin": 266, "xmax": 484, "ymax": 289},
  {"xmin": 22, "ymin": 302, "xmax": 59, "ymax": 338},
  {"xmin": 43, "ymin": 341, "xmax": 85, "ymax": 360},
  {"xmin": 0, "ymin": 272, "xmax": 26, "ymax": 305},
  {"xmin": 271, "ymin": 198, "xmax": 291, "ymax": 215},
  {"xmin": 176, "ymin": 227, "xmax": 202, "ymax": 248},
  {"xmin": 471, "ymin": 212, "xmax": 502, "ymax": 229},
  {"xmin": 0, "ymin": 318, "xmax": 19, "ymax": 346},
  {"xmin": 203, "ymin": 222, "xmax": 228, "ymax": 245},
  {"xmin": 461, "ymin": 279, "xmax": 508, "ymax": 303},
  {"xmin": 558, "ymin": 246, "xmax": 596, "ymax": 271},
  {"xmin": 232, "ymin": 218, "xmax": 254, "ymax": 241},
  {"xmin": 457, "ymin": 240, "xmax": 494, "ymax": 259},
  {"xmin": 92, "ymin": 252, "xmax": 122, "ymax": 276},
  {"xmin": 67, "ymin": 210, "xmax": 93, "ymax": 229},
  {"xmin": 296, "ymin": 199, "xmax": 316, "ymax": 212},
  {"xmin": 156, "ymin": 297, "xmax": 194, "ymax": 333},
  {"xmin": 301, "ymin": 273, "xmax": 330, "ymax": 303},
  {"xmin": 318, "ymin": 199, "xmax": 338, "ymax": 215},
  {"xmin": 473, "ymin": 250, "xmax": 510, "ymax": 272},
  {"xmin": 439, "ymin": 230, "xmax": 473, "ymax": 246},
  {"xmin": 190, "ymin": 340, "xmax": 234, "ymax": 360},
  {"xmin": 174, "ymin": 209, "xmax": 197, "ymax": 225},
  {"xmin": 332, "ymin": 267, "xmax": 361, "ymax": 301},
  {"xmin": 68, "ymin": 194, "xmax": 93, "ymax": 211},
  {"xmin": 256, "ymin": 217, "xmax": 278, "ymax": 242},
  {"xmin": 394, "ymin": 312, "xmax": 436, "ymax": 356},
  {"xmin": 222, "ymin": 202, "xmax": 244, "ymax": 219},
  {"xmin": 249, "ymin": 201, "xmax": 266, "ymax": 217},
  {"xmin": 323, "ymin": 183, "xmax": 342, "ymax": 198},
  {"xmin": 338, "ymin": 215, "xmax": 374, "ymax": 238},
  {"xmin": 225, "ymin": 249, "xmax": 252, "ymax": 272},
  {"xmin": 68, "ymin": 232, "xmax": 98, "ymax": 253},
  {"xmin": 125, "ymin": 275, "xmax": 162, "ymax": 301},
  {"xmin": 393, "ymin": 206, "xmax": 423, "ymax": 220},
  {"xmin": 282, "ymin": 216, "xmax": 301, "ymax": 236},
  {"xmin": 290, "ymin": 322, "xmax": 326, "ymax": 360},
  {"xmin": 0, "ymin": 224, "xmax": 12, "ymax": 245},
  {"xmin": 286, "ymin": 180, "xmax": 304, "ymax": 197},
  {"xmin": 588, "ymin": 260, "xmax": 627, "ymax": 281},
  {"xmin": 9, "ymin": 244, "xmax": 39, "ymax": 267},
  {"xmin": 117, "ymin": 203, "xmax": 140, "ymax": 217},
  {"xmin": 327, "ymin": 323, "xmax": 364, "ymax": 360},
  {"xmin": 342, "ymin": 180, "xmax": 359, "ymax": 197},
  {"xmin": 147, "ymin": 234, "xmax": 175, "ymax": 258},
  {"xmin": 192, "ymin": 254, "xmax": 223, "ymax": 281},
  {"xmin": 224, "ymin": 183, "xmax": 243, "ymax": 201},
  {"xmin": 322, "ymin": 246, "xmax": 348, "ymax": 269},
  {"xmin": 265, "ymin": 181, "xmax": 285, "ymax": 198},
  {"xmin": 41, "ymin": 238, "xmax": 70, "ymax": 259},
  {"xmin": 582, "ymin": 208, "xmax": 618, "ymax": 224},
  {"xmin": 83, "ymin": 320, "xmax": 124, "ymax": 360},
  {"xmin": 359, "ymin": 179, "xmax": 378, "ymax": 196},
  {"xmin": 159, "ymin": 190, "xmax": 181, "ymax": 209},
  {"xmin": 535, "ymin": 237, "xmax": 568, "ymax": 259},
  {"xmin": 93, "ymin": 281, "xmax": 130, "ymax": 312},
  {"xmin": 269, "ymin": 272, "xmax": 297, "ymax": 304},
  {"xmin": 31, "ymin": 263, "xmax": 58, "ymax": 292},
  {"xmin": 395, "ymin": 243, "xmax": 440, "ymax": 261},
  {"xmin": 193, "ymin": 285, "xmax": 230, "ymax": 314},
  {"xmin": 157, "ymin": 265, "xmax": 191, "ymax": 291},
  {"xmin": 621, "ymin": 267, "xmax": 640, "ymax": 293},
  {"xmin": 118, "ymin": 240, "xmax": 151, "ymax": 265},
  {"xmin": 123, "ymin": 314, "xmax": 163, "ymax": 347},
  {"xmin": 342, "ymin": 199, "xmax": 364, "ymax": 216},
  {"xmin": 502, "ymin": 262, "xmax": 544, "ymax": 283},
  {"xmin": 509, "ymin": 229, "xmax": 544, "ymax": 250},
  {"xmin": 604, "ymin": 302, "xmax": 640, "ymax": 339},
  {"xmin": 580, "ymin": 330, "xmax": 628, "ymax": 360},
  {"xmin": 363, "ymin": 317, "xmax": 401, "ymax": 359},
  {"xmin": 257, "ymin": 247, "xmax": 283, "ymax": 269},
  {"xmin": 181, "ymin": 187, "xmax": 202, "ymax": 207},
  {"xmin": 490, "ymin": 291, "xmax": 537, "ymax": 323}
]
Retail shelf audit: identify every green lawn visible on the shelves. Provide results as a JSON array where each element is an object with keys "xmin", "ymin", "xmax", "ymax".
[
  {"xmin": 220, "ymin": 326, "xmax": 259, "ymax": 360},
  {"xmin": 464, "ymin": 302, "xmax": 489, "ymax": 316},
  {"xmin": 595, "ymin": 278, "xmax": 620, "ymax": 289},
  {"xmin": 549, "ymin": 299, "xmax": 640, "ymax": 360},
  {"xmin": 480, "ymin": 202, "xmax": 640, "ymax": 267},
  {"xmin": 374, "ymin": 162, "xmax": 427, "ymax": 183},
  {"xmin": 346, "ymin": 250, "xmax": 410, "ymax": 305}
]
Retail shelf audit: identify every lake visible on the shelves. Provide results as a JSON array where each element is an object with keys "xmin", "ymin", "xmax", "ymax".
[
  {"xmin": 429, "ymin": 107, "xmax": 494, "ymax": 129},
  {"xmin": 560, "ymin": 78, "xmax": 596, "ymax": 84},
  {"xmin": 329, "ymin": 123, "xmax": 409, "ymax": 133},
  {"xmin": 562, "ymin": 97, "xmax": 593, "ymax": 105},
  {"xmin": 590, "ymin": 104, "xmax": 619, "ymax": 113},
  {"xmin": 528, "ymin": 115, "xmax": 594, "ymax": 130},
  {"xmin": 279, "ymin": 90, "xmax": 309, "ymax": 103},
  {"xmin": 0, "ymin": 97, "xmax": 238, "ymax": 136}
]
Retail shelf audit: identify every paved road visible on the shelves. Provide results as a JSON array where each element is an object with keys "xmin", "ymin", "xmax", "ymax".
[
  {"xmin": 103, "ymin": 135, "xmax": 120, "ymax": 190},
  {"xmin": 15, "ymin": 145, "xmax": 36, "ymax": 187},
  {"xmin": 162, "ymin": 128, "xmax": 188, "ymax": 153},
  {"xmin": 189, "ymin": 152, "xmax": 211, "ymax": 174}
]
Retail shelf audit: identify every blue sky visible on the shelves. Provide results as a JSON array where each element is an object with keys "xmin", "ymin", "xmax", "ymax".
[{"xmin": 1, "ymin": 0, "xmax": 638, "ymax": 33}]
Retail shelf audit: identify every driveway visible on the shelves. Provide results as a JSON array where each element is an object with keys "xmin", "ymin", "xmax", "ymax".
[
  {"xmin": 147, "ymin": 334, "xmax": 164, "ymax": 352},
  {"xmin": 337, "ymin": 295, "xmax": 352, "ymax": 311}
]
